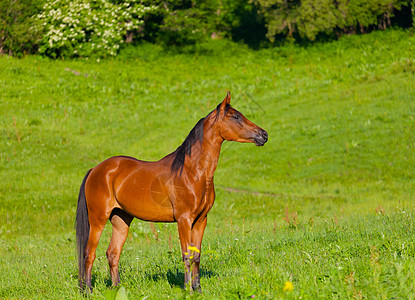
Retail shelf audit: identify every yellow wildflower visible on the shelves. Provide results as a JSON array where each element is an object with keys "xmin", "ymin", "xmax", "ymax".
[
  {"xmin": 283, "ymin": 281, "xmax": 294, "ymax": 292},
  {"xmin": 184, "ymin": 252, "xmax": 188, "ymax": 256},
  {"xmin": 188, "ymin": 246, "xmax": 200, "ymax": 253}
]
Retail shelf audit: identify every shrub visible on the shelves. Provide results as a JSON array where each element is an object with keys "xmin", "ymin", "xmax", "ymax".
[
  {"xmin": 156, "ymin": 0, "xmax": 266, "ymax": 48},
  {"xmin": 37, "ymin": 0, "xmax": 159, "ymax": 58},
  {"xmin": 412, "ymin": 0, "xmax": 415, "ymax": 27},
  {"xmin": 157, "ymin": 4, "xmax": 211, "ymax": 47},
  {"xmin": 0, "ymin": 0, "xmax": 44, "ymax": 56},
  {"xmin": 254, "ymin": 0, "xmax": 413, "ymax": 42}
]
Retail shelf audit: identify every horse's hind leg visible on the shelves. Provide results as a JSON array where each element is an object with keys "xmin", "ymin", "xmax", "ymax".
[
  {"xmin": 107, "ymin": 208, "xmax": 133, "ymax": 286},
  {"xmin": 85, "ymin": 222, "xmax": 106, "ymax": 291}
]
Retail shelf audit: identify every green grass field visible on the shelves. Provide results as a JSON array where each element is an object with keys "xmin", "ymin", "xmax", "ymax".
[{"xmin": 1, "ymin": 28, "xmax": 415, "ymax": 299}]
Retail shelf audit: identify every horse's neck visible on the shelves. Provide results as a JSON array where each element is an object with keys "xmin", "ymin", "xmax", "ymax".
[
  {"xmin": 184, "ymin": 130, "xmax": 223, "ymax": 183},
  {"xmin": 201, "ymin": 135, "xmax": 223, "ymax": 181}
]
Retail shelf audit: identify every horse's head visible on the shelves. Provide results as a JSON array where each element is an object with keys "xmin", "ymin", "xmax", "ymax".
[{"xmin": 213, "ymin": 92, "xmax": 268, "ymax": 146}]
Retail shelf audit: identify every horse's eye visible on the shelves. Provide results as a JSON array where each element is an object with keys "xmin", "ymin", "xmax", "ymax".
[{"xmin": 233, "ymin": 114, "xmax": 240, "ymax": 120}]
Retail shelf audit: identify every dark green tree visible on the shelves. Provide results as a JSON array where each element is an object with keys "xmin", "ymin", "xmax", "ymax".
[
  {"xmin": 254, "ymin": 0, "xmax": 413, "ymax": 42},
  {"xmin": 0, "ymin": 0, "xmax": 44, "ymax": 55},
  {"xmin": 156, "ymin": 0, "xmax": 265, "ymax": 47}
]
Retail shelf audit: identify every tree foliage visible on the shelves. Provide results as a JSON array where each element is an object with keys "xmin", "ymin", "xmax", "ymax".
[
  {"xmin": 255, "ymin": 0, "xmax": 413, "ymax": 42},
  {"xmin": 36, "ymin": 0, "xmax": 158, "ymax": 58},
  {"xmin": 0, "ymin": 0, "xmax": 413, "ymax": 57},
  {"xmin": 0, "ymin": 0, "xmax": 44, "ymax": 55},
  {"xmin": 157, "ymin": 0, "xmax": 264, "ymax": 47},
  {"xmin": 412, "ymin": 0, "xmax": 415, "ymax": 27}
]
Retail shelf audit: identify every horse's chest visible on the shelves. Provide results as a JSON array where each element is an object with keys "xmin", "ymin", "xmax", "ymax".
[
  {"xmin": 171, "ymin": 180, "xmax": 213, "ymax": 218},
  {"xmin": 193, "ymin": 183, "xmax": 215, "ymax": 217}
]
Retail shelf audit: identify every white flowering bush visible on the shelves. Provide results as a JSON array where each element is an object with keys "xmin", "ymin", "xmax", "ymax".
[{"xmin": 37, "ymin": 0, "xmax": 159, "ymax": 58}]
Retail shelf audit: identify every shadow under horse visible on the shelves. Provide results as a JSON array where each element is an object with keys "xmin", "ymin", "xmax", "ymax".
[{"xmin": 76, "ymin": 92, "xmax": 268, "ymax": 292}]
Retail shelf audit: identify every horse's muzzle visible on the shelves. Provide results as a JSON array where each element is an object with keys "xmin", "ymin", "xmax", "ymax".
[{"xmin": 254, "ymin": 129, "xmax": 268, "ymax": 146}]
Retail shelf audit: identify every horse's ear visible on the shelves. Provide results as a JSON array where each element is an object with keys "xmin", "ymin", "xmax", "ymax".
[
  {"xmin": 224, "ymin": 91, "xmax": 231, "ymax": 105},
  {"xmin": 219, "ymin": 91, "xmax": 231, "ymax": 114}
]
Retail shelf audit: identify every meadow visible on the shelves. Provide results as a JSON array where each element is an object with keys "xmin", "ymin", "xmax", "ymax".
[{"xmin": 1, "ymin": 28, "xmax": 415, "ymax": 299}]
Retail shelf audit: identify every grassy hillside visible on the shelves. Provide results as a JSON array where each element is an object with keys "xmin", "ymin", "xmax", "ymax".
[{"xmin": 1, "ymin": 28, "xmax": 415, "ymax": 299}]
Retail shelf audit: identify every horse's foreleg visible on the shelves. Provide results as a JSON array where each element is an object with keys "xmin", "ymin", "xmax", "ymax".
[
  {"xmin": 177, "ymin": 217, "xmax": 192, "ymax": 290},
  {"xmin": 190, "ymin": 217, "xmax": 207, "ymax": 292},
  {"xmin": 107, "ymin": 209, "xmax": 133, "ymax": 286}
]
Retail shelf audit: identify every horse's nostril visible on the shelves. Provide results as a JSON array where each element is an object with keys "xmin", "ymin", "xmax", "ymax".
[
  {"xmin": 253, "ymin": 129, "xmax": 268, "ymax": 146},
  {"xmin": 261, "ymin": 130, "xmax": 268, "ymax": 140}
]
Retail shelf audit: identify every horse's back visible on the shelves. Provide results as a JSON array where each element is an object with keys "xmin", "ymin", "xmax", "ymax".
[{"xmin": 85, "ymin": 156, "xmax": 175, "ymax": 223}]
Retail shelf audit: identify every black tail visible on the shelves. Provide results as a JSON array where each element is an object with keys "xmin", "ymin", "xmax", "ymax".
[{"xmin": 76, "ymin": 169, "xmax": 92, "ymax": 289}]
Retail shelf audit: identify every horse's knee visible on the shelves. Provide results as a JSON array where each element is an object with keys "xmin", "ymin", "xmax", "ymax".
[{"xmin": 192, "ymin": 252, "xmax": 201, "ymax": 264}]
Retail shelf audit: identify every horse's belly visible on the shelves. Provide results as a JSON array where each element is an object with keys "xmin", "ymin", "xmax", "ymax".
[
  {"xmin": 114, "ymin": 170, "xmax": 175, "ymax": 222},
  {"xmin": 119, "ymin": 192, "xmax": 174, "ymax": 222}
]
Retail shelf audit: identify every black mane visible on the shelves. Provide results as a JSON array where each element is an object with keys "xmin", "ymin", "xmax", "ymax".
[
  {"xmin": 170, "ymin": 102, "xmax": 230, "ymax": 175},
  {"xmin": 171, "ymin": 117, "xmax": 205, "ymax": 175}
]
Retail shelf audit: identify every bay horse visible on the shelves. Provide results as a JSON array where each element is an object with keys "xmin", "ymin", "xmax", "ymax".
[{"xmin": 76, "ymin": 92, "xmax": 268, "ymax": 292}]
